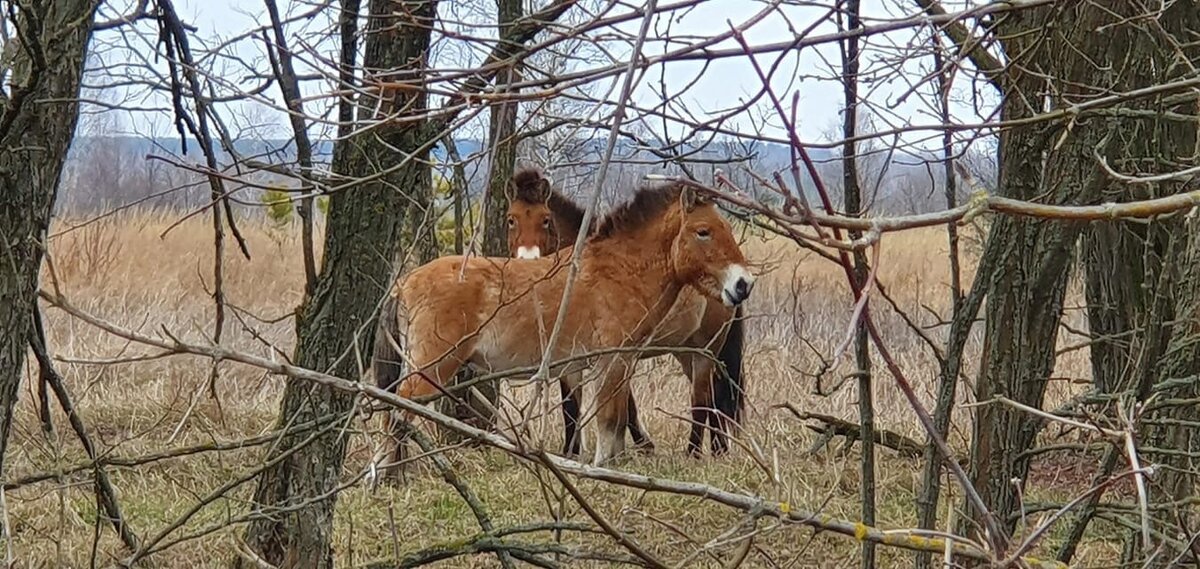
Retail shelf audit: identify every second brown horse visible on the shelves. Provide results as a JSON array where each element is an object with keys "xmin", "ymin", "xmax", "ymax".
[
  {"xmin": 505, "ymin": 168, "xmax": 748, "ymax": 457},
  {"xmin": 375, "ymin": 178, "xmax": 754, "ymax": 466}
]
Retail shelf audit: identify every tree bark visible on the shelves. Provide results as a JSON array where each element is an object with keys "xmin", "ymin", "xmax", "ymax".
[
  {"xmin": 238, "ymin": 1, "xmax": 439, "ymax": 566},
  {"xmin": 1066, "ymin": 3, "xmax": 1200, "ymax": 562},
  {"xmin": 961, "ymin": 1, "xmax": 1200, "ymax": 555},
  {"xmin": 480, "ymin": 0, "xmax": 523, "ymax": 259},
  {"xmin": 0, "ymin": 0, "xmax": 97, "ymax": 478}
]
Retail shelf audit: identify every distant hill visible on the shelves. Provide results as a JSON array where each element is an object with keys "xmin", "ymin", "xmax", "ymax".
[
  {"xmin": 65, "ymin": 134, "xmax": 814, "ymax": 168},
  {"xmin": 57, "ymin": 134, "xmax": 984, "ymax": 216}
]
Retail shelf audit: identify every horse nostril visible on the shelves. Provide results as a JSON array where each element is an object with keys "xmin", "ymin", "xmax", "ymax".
[{"xmin": 735, "ymin": 278, "xmax": 750, "ymax": 298}]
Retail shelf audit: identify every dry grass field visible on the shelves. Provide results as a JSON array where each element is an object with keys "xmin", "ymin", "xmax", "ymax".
[{"xmin": 3, "ymin": 210, "xmax": 1120, "ymax": 567}]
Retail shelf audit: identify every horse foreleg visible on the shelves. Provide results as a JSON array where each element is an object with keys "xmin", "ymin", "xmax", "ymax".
[
  {"xmin": 558, "ymin": 371, "xmax": 584, "ymax": 458},
  {"xmin": 626, "ymin": 392, "xmax": 655, "ymax": 454},
  {"xmin": 592, "ymin": 356, "xmax": 633, "ymax": 465},
  {"xmin": 679, "ymin": 352, "xmax": 725, "ymax": 457},
  {"xmin": 697, "ymin": 356, "xmax": 729, "ymax": 456}
]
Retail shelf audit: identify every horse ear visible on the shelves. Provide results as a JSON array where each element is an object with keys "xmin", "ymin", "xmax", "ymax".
[
  {"xmin": 680, "ymin": 186, "xmax": 700, "ymax": 212},
  {"xmin": 536, "ymin": 174, "xmax": 551, "ymax": 202}
]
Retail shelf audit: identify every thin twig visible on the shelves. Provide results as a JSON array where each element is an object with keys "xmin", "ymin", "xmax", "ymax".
[
  {"xmin": 28, "ymin": 306, "xmax": 140, "ymax": 552},
  {"xmin": 532, "ymin": 0, "xmax": 660, "ymax": 386},
  {"xmin": 538, "ymin": 451, "xmax": 669, "ymax": 569}
]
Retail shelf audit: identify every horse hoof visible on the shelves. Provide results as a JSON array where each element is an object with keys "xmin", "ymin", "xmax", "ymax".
[{"xmin": 634, "ymin": 442, "xmax": 656, "ymax": 456}]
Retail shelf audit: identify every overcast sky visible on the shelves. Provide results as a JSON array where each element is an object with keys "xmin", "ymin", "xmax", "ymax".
[{"xmin": 88, "ymin": 0, "xmax": 1000, "ymax": 152}]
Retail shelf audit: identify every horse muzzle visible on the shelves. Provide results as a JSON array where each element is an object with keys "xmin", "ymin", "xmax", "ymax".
[
  {"xmin": 720, "ymin": 264, "xmax": 755, "ymax": 306},
  {"xmin": 515, "ymin": 245, "xmax": 542, "ymax": 259}
]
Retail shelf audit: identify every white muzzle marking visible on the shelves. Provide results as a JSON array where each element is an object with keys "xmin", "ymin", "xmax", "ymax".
[
  {"xmin": 516, "ymin": 246, "xmax": 541, "ymax": 259},
  {"xmin": 720, "ymin": 264, "xmax": 755, "ymax": 306}
]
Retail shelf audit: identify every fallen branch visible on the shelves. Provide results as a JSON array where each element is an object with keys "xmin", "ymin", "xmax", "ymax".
[
  {"xmin": 370, "ymin": 529, "xmax": 638, "ymax": 568},
  {"xmin": 5, "ymin": 413, "xmax": 343, "ymax": 491},
  {"xmin": 774, "ymin": 404, "xmax": 951, "ymax": 463}
]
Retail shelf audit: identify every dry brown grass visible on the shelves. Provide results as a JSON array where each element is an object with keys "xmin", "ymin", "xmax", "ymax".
[{"xmin": 4, "ymin": 211, "xmax": 1118, "ymax": 567}]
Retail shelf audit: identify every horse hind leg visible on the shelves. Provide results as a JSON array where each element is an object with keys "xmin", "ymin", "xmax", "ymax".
[
  {"xmin": 381, "ymin": 409, "xmax": 415, "ymax": 485},
  {"xmin": 373, "ymin": 296, "xmax": 414, "ymax": 484},
  {"xmin": 382, "ymin": 346, "xmax": 471, "ymax": 480}
]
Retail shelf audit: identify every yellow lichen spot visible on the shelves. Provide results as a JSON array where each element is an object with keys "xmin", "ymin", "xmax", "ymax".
[
  {"xmin": 961, "ymin": 189, "xmax": 991, "ymax": 224},
  {"xmin": 779, "ymin": 502, "xmax": 791, "ymax": 515},
  {"xmin": 854, "ymin": 522, "xmax": 868, "ymax": 541}
]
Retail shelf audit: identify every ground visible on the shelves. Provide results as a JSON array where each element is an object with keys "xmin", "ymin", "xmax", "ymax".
[{"xmin": 2, "ymin": 212, "xmax": 1120, "ymax": 567}]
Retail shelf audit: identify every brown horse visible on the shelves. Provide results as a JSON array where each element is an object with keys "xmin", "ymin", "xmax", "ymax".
[
  {"xmin": 506, "ymin": 168, "xmax": 748, "ymax": 456},
  {"xmin": 376, "ymin": 180, "xmax": 754, "ymax": 465},
  {"xmin": 502, "ymin": 170, "xmax": 653, "ymax": 456}
]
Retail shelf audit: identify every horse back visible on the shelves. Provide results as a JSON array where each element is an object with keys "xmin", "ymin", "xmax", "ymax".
[{"xmin": 399, "ymin": 255, "xmax": 571, "ymax": 365}]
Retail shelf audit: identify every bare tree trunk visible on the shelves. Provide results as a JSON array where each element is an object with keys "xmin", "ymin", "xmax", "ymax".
[
  {"xmin": 1061, "ymin": 4, "xmax": 1200, "ymax": 562},
  {"xmin": 1138, "ymin": 220, "xmax": 1200, "ymax": 557},
  {"xmin": 837, "ymin": 2, "xmax": 873, "ymax": 566},
  {"xmin": 961, "ymin": 2, "xmax": 1200, "ymax": 556},
  {"xmin": 0, "ymin": 0, "xmax": 97, "ymax": 477},
  {"xmin": 333, "ymin": 0, "xmax": 360, "ymax": 144},
  {"xmin": 481, "ymin": 0, "xmax": 523, "ymax": 258},
  {"xmin": 914, "ymin": 37, "xmax": 966, "ymax": 569},
  {"xmin": 238, "ymin": 1, "xmax": 438, "ymax": 566}
]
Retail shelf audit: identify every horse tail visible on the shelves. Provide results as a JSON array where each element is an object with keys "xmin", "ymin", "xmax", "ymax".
[
  {"xmin": 373, "ymin": 292, "xmax": 406, "ymax": 393},
  {"xmin": 714, "ymin": 304, "xmax": 746, "ymax": 429}
]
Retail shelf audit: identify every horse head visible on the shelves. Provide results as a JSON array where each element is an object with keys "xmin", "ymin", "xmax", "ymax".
[{"xmin": 669, "ymin": 186, "xmax": 755, "ymax": 307}]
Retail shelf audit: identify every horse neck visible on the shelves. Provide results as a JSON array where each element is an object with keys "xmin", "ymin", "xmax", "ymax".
[{"xmin": 578, "ymin": 217, "xmax": 685, "ymax": 329}]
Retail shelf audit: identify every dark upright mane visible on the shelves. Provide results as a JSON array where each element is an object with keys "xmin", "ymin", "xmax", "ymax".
[
  {"xmin": 510, "ymin": 167, "xmax": 587, "ymax": 234},
  {"xmin": 590, "ymin": 181, "xmax": 684, "ymax": 242}
]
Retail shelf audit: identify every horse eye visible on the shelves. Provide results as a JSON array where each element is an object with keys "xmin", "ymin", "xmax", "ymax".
[
  {"xmin": 696, "ymin": 228, "xmax": 712, "ymax": 240},
  {"xmin": 542, "ymin": 218, "xmax": 551, "ymax": 229},
  {"xmin": 507, "ymin": 217, "xmax": 516, "ymax": 228}
]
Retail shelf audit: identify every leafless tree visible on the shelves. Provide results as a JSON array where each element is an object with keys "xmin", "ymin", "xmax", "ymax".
[{"xmin": 16, "ymin": 1, "xmax": 1200, "ymax": 568}]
